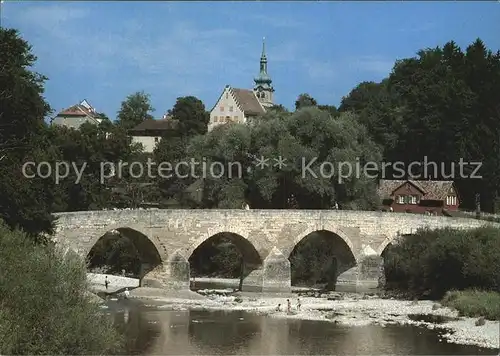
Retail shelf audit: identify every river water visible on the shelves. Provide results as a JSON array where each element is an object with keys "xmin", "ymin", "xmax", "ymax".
[{"xmin": 106, "ymin": 300, "xmax": 498, "ymax": 355}]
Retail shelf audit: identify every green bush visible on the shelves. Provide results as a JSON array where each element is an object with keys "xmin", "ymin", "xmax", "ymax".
[
  {"xmin": 0, "ymin": 222, "xmax": 124, "ymax": 354},
  {"xmin": 442, "ymin": 290, "xmax": 500, "ymax": 320},
  {"xmin": 384, "ymin": 227, "xmax": 500, "ymax": 298}
]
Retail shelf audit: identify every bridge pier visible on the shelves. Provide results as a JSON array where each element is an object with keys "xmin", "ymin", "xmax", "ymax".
[
  {"xmin": 336, "ymin": 246, "xmax": 384, "ymax": 292},
  {"xmin": 237, "ymin": 247, "xmax": 292, "ymax": 293},
  {"xmin": 141, "ymin": 255, "xmax": 190, "ymax": 290},
  {"xmin": 241, "ymin": 263, "xmax": 264, "ymax": 292},
  {"xmin": 261, "ymin": 247, "xmax": 291, "ymax": 293}
]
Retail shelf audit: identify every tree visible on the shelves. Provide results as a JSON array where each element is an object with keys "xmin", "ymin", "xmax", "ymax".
[
  {"xmin": 339, "ymin": 80, "xmax": 406, "ymax": 160},
  {"xmin": 168, "ymin": 96, "xmax": 209, "ymax": 137},
  {"xmin": 180, "ymin": 107, "xmax": 382, "ymax": 210},
  {"xmin": 295, "ymin": 93, "xmax": 317, "ymax": 110},
  {"xmin": 116, "ymin": 91, "xmax": 154, "ymax": 130},
  {"xmin": 318, "ymin": 104, "xmax": 339, "ymax": 118},
  {"xmin": 0, "ymin": 222, "xmax": 123, "ymax": 353},
  {"xmin": 339, "ymin": 39, "xmax": 500, "ymax": 211},
  {"xmin": 0, "ymin": 28, "xmax": 55, "ymax": 237},
  {"xmin": 268, "ymin": 104, "xmax": 289, "ymax": 113}
]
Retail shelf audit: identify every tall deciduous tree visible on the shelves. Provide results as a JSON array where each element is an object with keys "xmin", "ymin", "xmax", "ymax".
[
  {"xmin": 116, "ymin": 91, "xmax": 154, "ymax": 130},
  {"xmin": 295, "ymin": 93, "xmax": 317, "ymax": 110},
  {"xmin": 340, "ymin": 38, "xmax": 500, "ymax": 211},
  {"xmin": 0, "ymin": 28, "xmax": 55, "ymax": 238},
  {"xmin": 169, "ymin": 96, "xmax": 209, "ymax": 136},
  {"xmin": 182, "ymin": 107, "xmax": 381, "ymax": 210}
]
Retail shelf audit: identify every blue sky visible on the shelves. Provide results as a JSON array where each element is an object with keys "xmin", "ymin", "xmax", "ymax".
[{"xmin": 1, "ymin": 1, "xmax": 499, "ymax": 119}]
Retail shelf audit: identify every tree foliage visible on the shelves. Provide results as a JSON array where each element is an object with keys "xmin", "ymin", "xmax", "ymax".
[
  {"xmin": 384, "ymin": 226, "xmax": 500, "ymax": 299},
  {"xmin": 0, "ymin": 28, "xmax": 55, "ymax": 238},
  {"xmin": 295, "ymin": 93, "xmax": 317, "ymax": 110},
  {"xmin": 341, "ymin": 39, "xmax": 500, "ymax": 211},
  {"xmin": 116, "ymin": 91, "xmax": 154, "ymax": 130},
  {"xmin": 0, "ymin": 221, "xmax": 123, "ymax": 354},
  {"xmin": 182, "ymin": 107, "xmax": 381, "ymax": 209},
  {"xmin": 169, "ymin": 96, "xmax": 210, "ymax": 137}
]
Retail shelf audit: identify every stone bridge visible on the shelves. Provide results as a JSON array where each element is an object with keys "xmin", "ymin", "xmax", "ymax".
[{"xmin": 53, "ymin": 209, "xmax": 497, "ymax": 293}]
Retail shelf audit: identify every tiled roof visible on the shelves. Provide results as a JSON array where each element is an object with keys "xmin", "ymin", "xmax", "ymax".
[
  {"xmin": 378, "ymin": 179, "xmax": 455, "ymax": 201},
  {"xmin": 230, "ymin": 88, "xmax": 265, "ymax": 116},
  {"xmin": 129, "ymin": 116, "xmax": 178, "ymax": 132},
  {"xmin": 57, "ymin": 102, "xmax": 97, "ymax": 119}
]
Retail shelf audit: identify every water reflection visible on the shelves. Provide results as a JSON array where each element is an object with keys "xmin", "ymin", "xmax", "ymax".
[{"xmin": 109, "ymin": 301, "xmax": 498, "ymax": 355}]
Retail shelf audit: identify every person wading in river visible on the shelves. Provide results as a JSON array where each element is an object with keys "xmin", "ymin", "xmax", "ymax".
[{"xmin": 104, "ymin": 276, "xmax": 110, "ymax": 290}]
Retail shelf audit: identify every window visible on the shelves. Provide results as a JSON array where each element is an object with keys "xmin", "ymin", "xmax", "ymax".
[
  {"xmin": 446, "ymin": 196, "xmax": 457, "ymax": 205},
  {"xmin": 234, "ymin": 116, "xmax": 238, "ymax": 121},
  {"xmin": 396, "ymin": 195, "xmax": 405, "ymax": 204},
  {"xmin": 220, "ymin": 106, "xmax": 224, "ymax": 112},
  {"xmin": 225, "ymin": 92, "xmax": 229, "ymax": 99},
  {"xmin": 409, "ymin": 195, "xmax": 418, "ymax": 204},
  {"xmin": 229, "ymin": 106, "xmax": 233, "ymax": 112},
  {"xmin": 214, "ymin": 116, "xmax": 218, "ymax": 122}
]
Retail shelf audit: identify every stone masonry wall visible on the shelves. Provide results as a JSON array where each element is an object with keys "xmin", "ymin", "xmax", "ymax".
[{"xmin": 53, "ymin": 209, "xmax": 499, "ymax": 292}]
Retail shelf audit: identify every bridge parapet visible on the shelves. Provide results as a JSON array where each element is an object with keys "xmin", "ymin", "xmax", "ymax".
[{"xmin": 53, "ymin": 209, "xmax": 500, "ymax": 293}]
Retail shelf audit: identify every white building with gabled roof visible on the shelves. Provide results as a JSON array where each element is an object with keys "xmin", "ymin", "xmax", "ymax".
[{"xmin": 208, "ymin": 38, "xmax": 275, "ymax": 132}]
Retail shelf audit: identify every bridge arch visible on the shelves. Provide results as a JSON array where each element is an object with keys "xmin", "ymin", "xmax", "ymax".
[
  {"xmin": 288, "ymin": 227, "xmax": 358, "ymax": 289},
  {"xmin": 187, "ymin": 230, "xmax": 264, "ymax": 291},
  {"xmin": 186, "ymin": 228, "xmax": 264, "ymax": 264},
  {"xmin": 86, "ymin": 226, "xmax": 163, "ymax": 278},
  {"xmin": 84, "ymin": 224, "xmax": 166, "ymax": 260},
  {"xmin": 188, "ymin": 232, "xmax": 263, "ymax": 267},
  {"xmin": 289, "ymin": 225, "xmax": 357, "ymax": 262}
]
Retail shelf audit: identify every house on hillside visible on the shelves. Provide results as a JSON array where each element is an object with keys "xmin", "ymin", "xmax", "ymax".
[
  {"xmin": 208, "ymin": 86, "xmax": 266, "ymax": 131},
  {"xmin": 128, "ymin": 115, "xmax": 178, "ymax": 153},
  {"xmin": 208, "ymin": 38, "xmax": 274, "ymax": 132},
  {"xmin": 378, "ymin": 179, "xmax": 460, "ymax": 216},
  {"xmin": 51, "ymin": 99, "xmax": 102, "ymax": 129}
]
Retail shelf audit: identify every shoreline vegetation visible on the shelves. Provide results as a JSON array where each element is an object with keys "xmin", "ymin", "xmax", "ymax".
[
  {"xmin": 382, "ymin": 226, "xmax": 500, "ymax": 326},
  {"xmin": 441, "ymin": 290, "xmax": 500, "ymax": 321},
  {"xmin": 0, "ymin": 222, "xmax": 124, "ymax": 354}
]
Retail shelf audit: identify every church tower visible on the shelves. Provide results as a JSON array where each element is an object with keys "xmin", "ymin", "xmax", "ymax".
[{"xmin": 253, "ymin": 37, "xmax": 274, "ymax": 108}]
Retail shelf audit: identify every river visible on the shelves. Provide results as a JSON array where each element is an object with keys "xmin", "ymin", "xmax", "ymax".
[{"xmin": 105, "ymin": 299, "xmax": 498, "ymax": 355}]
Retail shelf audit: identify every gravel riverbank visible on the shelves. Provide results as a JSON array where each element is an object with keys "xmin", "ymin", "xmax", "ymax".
[{"xmin": 128, "ymin": 287, "xmax": 500, "ymax": 351}]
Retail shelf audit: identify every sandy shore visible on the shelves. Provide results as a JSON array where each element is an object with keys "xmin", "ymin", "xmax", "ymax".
[{"xmin": 127, "ymin": 286, "xmax": 500, "ymax": 351}]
